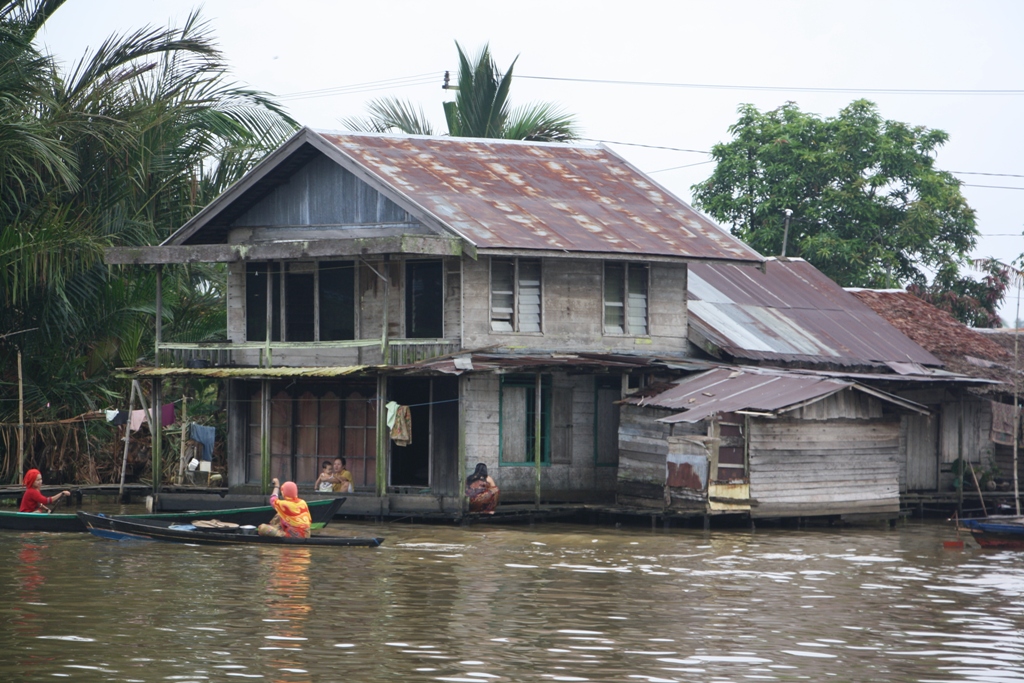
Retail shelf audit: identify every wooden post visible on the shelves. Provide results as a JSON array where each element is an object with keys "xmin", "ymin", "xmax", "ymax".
[
  {"xmin": 16, "ymin": 350, "xmax": 23, "ymax": 483},
  {"xmin": 153, "ymin": 265, "xmax": 163, "ymax": 497},
  {"xmin": 261, "ymin": 379, "xmax": 271, "ymax": 494},
  {"xmin": 264, "ymin": 263, "xmax": 272, "ymax": 368},
  {"xmin": 376, "ymin": 374, "xmax": 388, "ymax": 497},
  {"xmin": 534, "ymin": 372, "xmax": 542, "ymax": 509},
  {"xmin": 458, "ymin": 375, "xmax": 467, "ymax": 515}
]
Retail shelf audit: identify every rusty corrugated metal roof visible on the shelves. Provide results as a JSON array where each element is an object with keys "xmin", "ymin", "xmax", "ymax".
[
  {"xmin": 687, "ymin": 258, "xmax": 941, "ymax": 367},
  {"xmin": 318, "ymin": 132, "xmax": 763, "ymax": 263},
  {"xmin": 623, "ymin": 366, "xmax": 927, "ymax": 423}
]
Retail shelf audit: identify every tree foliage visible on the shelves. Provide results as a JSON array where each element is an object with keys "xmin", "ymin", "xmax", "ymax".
[
  {"xmin": 692, "ymin": 101, "xmax": 984, "ymax": 306},
  {"xmin": 343, "ymin": 42, "xmax": 579, "ymax": 142},
  {"xmin": 0, "ymin": 0, "xmax": 296, "ymax": 423}
]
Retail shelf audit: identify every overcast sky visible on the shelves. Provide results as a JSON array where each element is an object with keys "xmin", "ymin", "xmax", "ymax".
[{"xmin": 39, "ymin": 0, "xmax": 1024, "ymax": 319}]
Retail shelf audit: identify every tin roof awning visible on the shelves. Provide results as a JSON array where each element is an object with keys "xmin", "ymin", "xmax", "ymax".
[{"xmin": 623, "ymin": 366, "xmax": 930, "ymax": 423}]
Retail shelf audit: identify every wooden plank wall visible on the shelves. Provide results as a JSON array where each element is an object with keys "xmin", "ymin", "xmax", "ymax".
[
  {"xmin": 461, "ymin": 257, "xmax": 689, "ymax": 355},
  {"xmin": 461, "ymin": 372, "xmax": 614, "ymax": 498},
  {"xmin": 617, "ymin": 404, "xmax": 673, "ymax": 508},
  {"xmin": 748, "ymin": 417, "xmax": 901, "ymax": 517},
  {"xmin": 231, "ymin": 154, "xmax": 411, "ymax": 227},
  {"xmin": 902, "ymin": 413, "xmax": 939, "ymax": 492}
]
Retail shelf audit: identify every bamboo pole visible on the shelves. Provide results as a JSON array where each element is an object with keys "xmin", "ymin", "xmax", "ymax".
[
  {"xmin": 118, "ymin": 381, "xmax": 138, "ymax": 498},
  {"xmin": 968, "ymin": 461, "xmax": 988, "ymax": 517},
  {"xmin": 16, "ymin": 350, "xmax": 23, "ymax": 483},
  {"xmin": 1013, "ymin": 282, "xmax": 1021, "ymax": 515},
  {"xmin": 177, "ymin": 396, "xmax": 188, "ymax": 484}
]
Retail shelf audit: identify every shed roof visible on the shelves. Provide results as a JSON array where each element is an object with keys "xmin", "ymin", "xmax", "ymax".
[
  {"xmin": 622, "ymin": 366, "xmax": 928, "ymax": 423},
  {"xmin": 165, "ymin": 128, "xmax": 762, "ymax": 264},
  {"xmin": 687, "ymin": 258, "xmax": 941, "ymax": 367}
]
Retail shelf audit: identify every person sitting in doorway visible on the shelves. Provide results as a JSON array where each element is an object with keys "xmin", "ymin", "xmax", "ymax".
[
  {"xmin": 315, "ymin": 460, "xmax": 335, "ymax": 493},
  {"xmin": 465, "ymin": 463, "xmax": 500, "ymax": 514},
  {"xmin": 258, "ymin": 478, "xmax": 311, "ymax": 538},
  {"xmin": 19, "ymin": 469, "xmax": 71, "ymax": 513},
  {"xmin": 331, "ymin": 457, "xmax": 354, "ymax": 494}
]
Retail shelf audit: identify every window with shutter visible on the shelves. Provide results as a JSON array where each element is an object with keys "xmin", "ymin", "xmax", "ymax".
[
  {"xmin": 490, "ymin": 257, "xmax": 543, "ymax": 333},
  {"xmin": 603, "ymin": 262, "xmax": 648, "ymax": 336}
]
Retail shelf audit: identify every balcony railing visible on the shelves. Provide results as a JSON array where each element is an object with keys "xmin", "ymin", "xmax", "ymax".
[{"xmin": 157, "ymin": 338, "xmax": 461, "ymax": 368}]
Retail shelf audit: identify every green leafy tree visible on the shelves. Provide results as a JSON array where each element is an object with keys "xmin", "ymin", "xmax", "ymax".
[
  {"xmin": 343, "ymin": 42, "xmax": 579, "ymax": 142},
  {"xmin": 692, "ymin": 100, "xmax": 982, "ymax": 304}
]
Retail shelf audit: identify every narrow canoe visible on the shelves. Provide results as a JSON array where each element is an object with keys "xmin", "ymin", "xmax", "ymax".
[
  {"xmin": 77, "ymin": 511, "xmax": 383, "ymax": 547},
  {"xmin": 961, "ymin": 516, "xmax": 1024, "ymax": 550},
  {"xmin": 0, "ymin": 497, "xmax": 345, "ymax": 533}
]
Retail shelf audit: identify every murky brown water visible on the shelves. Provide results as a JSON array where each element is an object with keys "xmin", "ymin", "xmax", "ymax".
[{"xmin": 0, "ymin": 518, "xmax": 1021, "ymax": 682}]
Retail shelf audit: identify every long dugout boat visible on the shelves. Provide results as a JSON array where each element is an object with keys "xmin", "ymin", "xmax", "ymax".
[
  {"xmin": 77, "ymin": 511, "xmax": 383, "ymax": 547},
  {"xmin": 0, "ymin": 497, "xmax": 345, "ymax": 533}
]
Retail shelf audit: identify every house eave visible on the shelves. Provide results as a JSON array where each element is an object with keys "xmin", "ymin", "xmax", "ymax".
[{"xmin": 104, "ymin": 234, "xmax": 465, "ymax": 265}]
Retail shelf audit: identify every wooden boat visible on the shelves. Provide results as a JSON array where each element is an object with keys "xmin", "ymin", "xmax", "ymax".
[
  {"xmin": 0, "ymin": 497, "xmax": 345, "ymax": 533},
  {"xmin": 960, "ymin": 516, "xmax": 1024, "ymax": 549},
  {"xmin": 77, "ymin": 511, "xmax": 383, "ymax": 547}
]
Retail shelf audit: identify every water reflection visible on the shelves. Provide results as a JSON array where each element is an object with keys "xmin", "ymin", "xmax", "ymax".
[{"xmin": 0, "ymin": 522, "xmax": 1022, "ymax": 681}]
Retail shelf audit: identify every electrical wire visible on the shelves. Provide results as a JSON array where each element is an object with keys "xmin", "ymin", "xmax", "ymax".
[
  {"xmin": 278, "ymin": 73, "xmax": 440, "ymax": 101},
  {"xmin": 518, "ymin": 74, "xmax": 1024, "ymax": 96}
]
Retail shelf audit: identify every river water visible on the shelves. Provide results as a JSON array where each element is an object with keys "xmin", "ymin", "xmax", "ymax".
[{"xmin": 0, "ymin": 517, "xmax": 1021, "ymax": 682}]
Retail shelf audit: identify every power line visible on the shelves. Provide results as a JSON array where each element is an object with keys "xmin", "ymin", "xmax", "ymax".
[
  {"xmin": 648, "ymin": 160, "xmax": 716, "ymax": 174},
  {"xmin": 962, "ymin": 183, "xmax": 1024, "ymax": 191},
  {"xmin": 279, "ymin": 73, "xmax": 439, "ymax": 101},
  {"xmin": 518, "ymin": 74, "xmax": 1024, "ymax": 96},
  {"xmin": 952, "ymin": 171, "xmax": 1024, "ymax": 179},
  {"xmin": 580, "ymin": 138, "xmax": 710, "ymax": 154}
]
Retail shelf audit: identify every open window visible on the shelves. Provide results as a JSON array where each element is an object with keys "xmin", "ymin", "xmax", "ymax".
[
  {"xmin": 405, "ymin": 259, "xmax": 444, "ymax": 339},
  {"xmin": 490, "ymin": 257, "xmax": 542, "ymax": 332},
  {"xmin": 245, "ymin": 261, "xmax": 356, "ymax": 342},
  {"xmin": 603, "ymin": 262, "xmax": 649, "ymax": 335}
]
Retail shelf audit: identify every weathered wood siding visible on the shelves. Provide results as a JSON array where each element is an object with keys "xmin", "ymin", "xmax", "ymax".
[
  {"xmin": 616, "ymin": 404, "xmax": 704, "ymax": 508},
  {"xmin": 231, "ymin": 154, "xmax": 412, "ymax": 228},
  {"xmin": 462, "ymin": 257, "xmax": 688, "ymax": 355},
  {"xmin": 748, "ymin": 418, "xmax": 901, "ymax": 518},
  {"xmin": 461, "ymin": 372, "xmax": 615, "ymax": 500},
  {"xmin": 902, "ymin": 412, "xmax": 939, "ymax": 492}
]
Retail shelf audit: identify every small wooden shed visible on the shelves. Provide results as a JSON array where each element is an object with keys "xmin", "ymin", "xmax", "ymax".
[{"xmin": 618, "ymin": 367, "xmax": 931, "ymax": 519}]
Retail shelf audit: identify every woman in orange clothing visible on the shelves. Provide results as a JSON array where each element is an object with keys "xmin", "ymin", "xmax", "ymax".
[
  {"xmin": 19, "ymin": 469, "xmax": 70, "ymax": 513},
  {"xmin": 258, "ymin": 478, "xmax": 312, "ymax": 538}
]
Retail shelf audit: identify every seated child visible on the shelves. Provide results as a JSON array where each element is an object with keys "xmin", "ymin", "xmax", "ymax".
[{"xmin": 315, "ymin": 460, "xmax": 334, "ymax": 493}]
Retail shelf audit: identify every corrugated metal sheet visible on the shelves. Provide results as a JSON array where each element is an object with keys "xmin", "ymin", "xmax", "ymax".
[
  {"xmin": 124, "ymin": 366, "xmax": 373, "ymax": 379},
  {"xmin": 623, "ymin": 367, "xmax": 927, "ymax": 423},
  {"xmin": 319, "ymin": 132, "xmax": 763, "ymax": 263},
  {"xmin": 626, "ymin": 367, "xmax": 849, "ymax": 422},
  {"xmin": 688, "ymin": 258, "xmax": 941, "ymax": 367}
]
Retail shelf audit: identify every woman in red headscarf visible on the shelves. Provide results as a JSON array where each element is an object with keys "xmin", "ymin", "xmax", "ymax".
[
  {"xmin": 258, "ymin": 477, "xmax": 311, "ymax": 538},
  {"xmin": 19, "ymin": 469, "xmax": 71, "ymax": 513}
]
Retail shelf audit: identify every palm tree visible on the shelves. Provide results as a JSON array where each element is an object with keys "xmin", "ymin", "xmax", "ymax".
[
  {"xmin": 343, "ymin": 42, "xmax": 579, "ymax": 142},
  {"xmin": 0, "ymin": 1, "xmax": 296, "ymax": 426}
]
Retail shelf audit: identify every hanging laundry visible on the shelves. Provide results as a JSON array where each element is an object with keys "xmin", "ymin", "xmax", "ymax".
[
  {"xmin": 161, "ymin": 403, "xmax": 176, "ymax": 428},
  {"xmin": 129, "ymin": 410, "xmax": 147, "ymax": 432},
  {"xmin": 110, "ymin": 410, "xmax": 128, "ymax": 426},
  {"xmin": 385, "ymin": 401, "xmax": 399, "ymax": 430},
  {"xmin": 390, "ymin": 405, "xmax": 412, "ymax": 447},
  {"xmin": 190, "ymin": 423, "xmax": 216, "ymax": 461},
  {"xmin": 104, "ymin": 409, "xmax": 118, "ymax": 422}
]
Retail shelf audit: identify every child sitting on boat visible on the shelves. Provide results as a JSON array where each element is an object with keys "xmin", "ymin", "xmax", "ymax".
[{"xmin": 258, "ymin": 478, "xmax": 312, "ymax": 538}]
